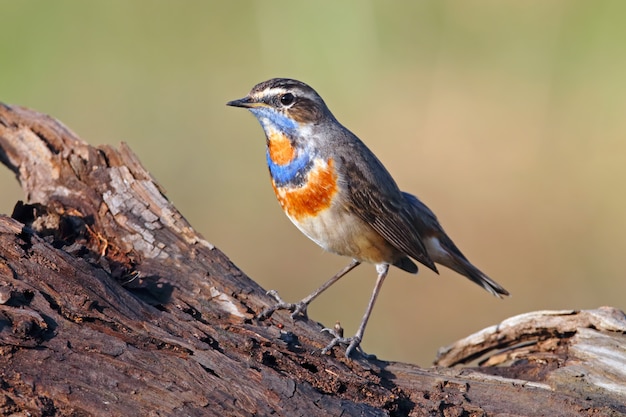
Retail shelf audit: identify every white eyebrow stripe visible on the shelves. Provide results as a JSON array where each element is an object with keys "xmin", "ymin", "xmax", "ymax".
[{"xmin": 253, "ymin": 87, "xmax": 288, "ymax": 100}]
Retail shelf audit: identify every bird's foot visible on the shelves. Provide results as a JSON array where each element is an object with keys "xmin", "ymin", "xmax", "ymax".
[
  {"xmin": 321, "ymin": 325, "xmax": 376, "ymax": 360},
  {"xmin": 257, "ymin": 290, "xmax": 309, "ymax": 320}
]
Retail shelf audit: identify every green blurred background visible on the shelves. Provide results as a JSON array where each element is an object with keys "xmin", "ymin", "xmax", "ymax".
[{"xmin": 2, "ymin": 1, "xmax": 625, "ymax": 365}]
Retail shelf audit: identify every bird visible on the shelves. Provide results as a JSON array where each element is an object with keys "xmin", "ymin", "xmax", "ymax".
[{"xmin": 226, "ymin": 78, "xmax": 509, "ymax": 358}]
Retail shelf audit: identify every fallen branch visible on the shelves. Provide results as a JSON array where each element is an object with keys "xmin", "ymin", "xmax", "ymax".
[{"xmin": 0, "ymin": 103, "xmax": 624, "ymax": 416}]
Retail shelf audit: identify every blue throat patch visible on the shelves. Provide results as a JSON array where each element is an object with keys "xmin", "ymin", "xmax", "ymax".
[
  {"xmin": 248, "ymin": 106, "xmax": 313, "ymax": 186},
  {"xmin": 266, "ymin": 148, "xmax": 312, "ymax": 187},
  {"xmin": 249, "ymin": 107, "xmax": 299, "ymax": 136}
]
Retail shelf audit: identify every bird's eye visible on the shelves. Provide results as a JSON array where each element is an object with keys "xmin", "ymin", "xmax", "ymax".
[{"xmin": 279, "ymin": 93, "xmax": 295, "ymax": 107}]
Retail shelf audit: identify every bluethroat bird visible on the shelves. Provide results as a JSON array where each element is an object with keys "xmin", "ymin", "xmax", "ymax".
[{"xmin": 227, "ymin": 78, "xmax": 509, "ymax": 358}]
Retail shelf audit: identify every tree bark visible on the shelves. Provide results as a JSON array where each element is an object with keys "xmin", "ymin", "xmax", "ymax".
[{"xmin": 0, "ymin": 103, "xmax": 624, "ymax": 416}]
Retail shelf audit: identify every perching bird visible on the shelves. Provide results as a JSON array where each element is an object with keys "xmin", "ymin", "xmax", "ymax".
[{"xmin": 227, "ymin": 78, "xmax": 509, "ymax": 358}]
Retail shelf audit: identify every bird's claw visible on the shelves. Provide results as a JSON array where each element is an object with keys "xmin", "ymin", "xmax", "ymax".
[
  {"xmin": 265, "ymin": 289, "xmax": 285, "ymax": 304},
  {"xmin": 320, "ymin": 330, "xmax": 362, "ymax": 358},
  {"xmin": 257, "ymin": 290, "xmax": 308, "ymax": 320},
  {"xmin": 290, "ymin": 302, "xmax": 308, "ymax": 318},
  {"xmin": 320, "ymin": 327, "xmax": 375, "ymax": 359}
]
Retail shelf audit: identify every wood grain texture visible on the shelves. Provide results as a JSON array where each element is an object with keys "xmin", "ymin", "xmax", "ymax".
[{"xmin": 0, "ymin": 103, "xmax": 624, "ymax": 416}]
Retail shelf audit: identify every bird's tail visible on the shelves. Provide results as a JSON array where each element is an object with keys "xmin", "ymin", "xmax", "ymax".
[
  {"xmin": 439, "ymin": 243, "xmax": 510, "ymax": 298},
  {"xmin": 401, "ymin": 192, "xmax": 509, "ymax": 297}
]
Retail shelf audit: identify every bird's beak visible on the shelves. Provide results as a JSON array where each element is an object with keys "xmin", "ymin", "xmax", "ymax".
[{"xmin": 226, "ymin": 96, "xmax": 265, "ymax": 108}]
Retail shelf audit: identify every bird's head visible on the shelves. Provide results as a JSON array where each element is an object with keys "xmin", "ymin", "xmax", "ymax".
[{"xmin": 227, "ymin": 78, "xmax": 333, "ymax": 137}]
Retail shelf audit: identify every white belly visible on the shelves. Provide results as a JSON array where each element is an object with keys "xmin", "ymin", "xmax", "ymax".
[{"xmin": 286, "ymin": 206, "xmax": 400, "ymax": 265}]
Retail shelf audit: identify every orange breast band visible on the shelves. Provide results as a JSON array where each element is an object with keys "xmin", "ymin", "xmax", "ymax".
[
  {"xmin": 272, "ymin": 158, "xmax": 338, "ymax": 220},
  {"xmin": 267, "ymin": 130, "xmax": 295, "ymax": 165}
]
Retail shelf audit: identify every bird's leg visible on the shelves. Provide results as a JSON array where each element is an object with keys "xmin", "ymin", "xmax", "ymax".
[
  {"xmin": 322, "ymin": 263, "xmax": 389, "ymax": 359},
  {"xmin": 258, "ymin": 259, "xmax": 361, "ymax": 320}
]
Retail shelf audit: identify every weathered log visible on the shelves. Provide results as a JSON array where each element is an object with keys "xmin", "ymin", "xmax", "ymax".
[{"xmin": 0, "ymin": 103, "xmax": 624, "ymax": 416}]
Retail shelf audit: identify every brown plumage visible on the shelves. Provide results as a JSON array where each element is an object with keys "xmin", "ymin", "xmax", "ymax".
[{"xmin": 227, "ymin": 78, "xmax": 509, "ymax": 358}]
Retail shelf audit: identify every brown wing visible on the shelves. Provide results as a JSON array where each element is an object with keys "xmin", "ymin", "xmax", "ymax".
[{"xmin": 339, "ymin": 152, "xmax": 438, "ymax": 273}]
